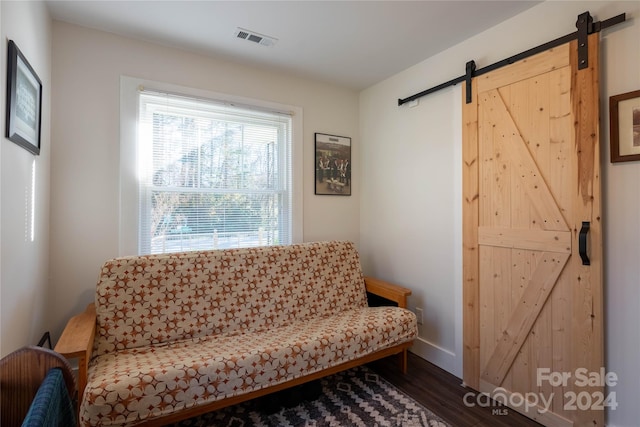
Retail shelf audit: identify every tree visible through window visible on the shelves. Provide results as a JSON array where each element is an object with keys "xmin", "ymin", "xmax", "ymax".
[{"xmin": 138, "ymin": 91, "xmax": 292, "ymax": 254}]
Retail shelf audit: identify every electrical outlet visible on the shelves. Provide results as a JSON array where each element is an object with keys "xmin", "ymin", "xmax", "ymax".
[{"xmin": 415, "ymin": 307, "xmax": 423, "ymax": 325}]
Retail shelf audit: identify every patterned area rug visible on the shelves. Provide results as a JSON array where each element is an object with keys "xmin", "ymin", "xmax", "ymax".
[{"xmin": 173, "ymin": 365, "xmax": 450, "ymax": 427}]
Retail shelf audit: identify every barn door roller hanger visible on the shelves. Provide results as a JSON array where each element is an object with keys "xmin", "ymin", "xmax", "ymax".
[{"xmin": 398, "ymin": 11, "xmax": 627, "ymax": 106}]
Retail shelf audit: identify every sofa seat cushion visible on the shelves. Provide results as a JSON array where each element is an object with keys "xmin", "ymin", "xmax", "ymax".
[{"xmin": 81, "ymin": 306, "xmax": 417, "ymax": 426}]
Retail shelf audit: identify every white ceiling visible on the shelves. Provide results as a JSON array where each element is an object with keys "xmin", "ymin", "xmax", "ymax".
[{"xmin": 45, "ymin": 0, "xmax": 541, "ymax": 90}]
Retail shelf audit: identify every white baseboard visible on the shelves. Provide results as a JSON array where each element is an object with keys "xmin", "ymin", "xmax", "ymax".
[{"xmin": 409, "ymin": 337, "xmax": 461, "ymax": 379}]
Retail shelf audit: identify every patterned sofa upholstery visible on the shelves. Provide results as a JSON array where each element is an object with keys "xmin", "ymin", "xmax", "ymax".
[{"xmin": 56, "ymin": 241, "xmax": 417, "ymax": 426}]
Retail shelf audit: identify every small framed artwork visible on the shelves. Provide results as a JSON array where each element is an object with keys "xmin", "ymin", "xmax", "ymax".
[
  {"xmin": 315, "ymin": 133, "xmax": 351, "ymax": 196},
  {"xmin": 5, "ymin": 40, "xmax": 42, "ymax": 155},
  {"xmin": 609, "ymin": 89, "xmax": 640, "ymax": 163}
]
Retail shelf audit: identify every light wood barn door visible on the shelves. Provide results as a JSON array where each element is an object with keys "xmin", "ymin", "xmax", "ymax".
[{"xmin": 463, "ymin": 34, "xmax": 603, "ymax": 427}]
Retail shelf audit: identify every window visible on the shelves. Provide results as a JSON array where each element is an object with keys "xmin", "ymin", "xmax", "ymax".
[{"xmin": 120, "ymin": 78, "xmax": 302, "ymax": 255}]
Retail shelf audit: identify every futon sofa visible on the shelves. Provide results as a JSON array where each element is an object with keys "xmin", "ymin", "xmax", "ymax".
[{"xmin": 56, "ymin": 241, "xmax": 417, "ymax": 426}]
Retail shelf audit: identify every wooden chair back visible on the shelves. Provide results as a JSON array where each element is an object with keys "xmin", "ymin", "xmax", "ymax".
[{"xmin": 0, "ymin": 345, "xmax": 76, "ymax": 427}]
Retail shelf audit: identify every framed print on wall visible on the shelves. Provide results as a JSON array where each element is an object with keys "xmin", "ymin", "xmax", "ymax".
[
  {"xmin": 315, "ymin": 132, "xmax": 351, "ymax": 196},
  {"xmin": 609, "ymin": 89, "xmax": 640, "ymax": 163},
  {"xmin": 5, "ymin": 40, "xmax": 42, "ymax": 155}
]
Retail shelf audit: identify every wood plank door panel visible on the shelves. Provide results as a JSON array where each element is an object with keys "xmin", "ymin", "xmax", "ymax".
[{"xmin": 463, "ymin": 34, "xmax": 603, "ymax": 427}]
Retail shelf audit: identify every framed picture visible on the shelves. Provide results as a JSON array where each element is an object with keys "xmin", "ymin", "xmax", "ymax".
[
  {"xmin": 5, "ymin": 40, "xmax": 42, "ymax": 155},
  {"xmin": 609, "ymin": 89, "xmax": 640, "ymax": 163},
  {"xmin": 315, "ymin": 133, "xmax": 351, "ymax": 196}
]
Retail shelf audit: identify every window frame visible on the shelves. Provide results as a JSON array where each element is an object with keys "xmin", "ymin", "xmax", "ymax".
[{"xmin": 120, "ymin": 76, "xmax": 303, "ymax": 256}]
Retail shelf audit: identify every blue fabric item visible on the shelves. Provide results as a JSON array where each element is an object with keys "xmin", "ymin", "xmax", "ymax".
[{"xmin": 21, "ymin": 368, "xmax": 76, "ymax": 427}]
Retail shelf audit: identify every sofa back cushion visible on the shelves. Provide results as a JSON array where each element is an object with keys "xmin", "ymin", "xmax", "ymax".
[{"xmin": 93, "ymin": 241, "xmax": 367, "ymax": 356}]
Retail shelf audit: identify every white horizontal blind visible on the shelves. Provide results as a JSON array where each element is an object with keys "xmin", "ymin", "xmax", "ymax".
[{"xmin": 137, "ymin": 90, "xmax": 293, "ymax": 254}]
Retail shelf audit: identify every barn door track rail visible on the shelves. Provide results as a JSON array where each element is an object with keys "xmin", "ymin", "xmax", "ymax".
[{"xmin": 397, "ymin": 11, "xmax": 626, "ymax": 106}]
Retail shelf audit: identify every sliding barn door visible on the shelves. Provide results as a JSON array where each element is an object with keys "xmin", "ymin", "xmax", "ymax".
[{"xmin": 463, "ymin": 34, "xmax": 603, "ymax": 427}]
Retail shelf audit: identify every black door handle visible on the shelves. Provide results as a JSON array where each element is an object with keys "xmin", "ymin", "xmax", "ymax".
[{"xmin": 579, "ymin": 222, "xmax": 590, "ymax": 266}]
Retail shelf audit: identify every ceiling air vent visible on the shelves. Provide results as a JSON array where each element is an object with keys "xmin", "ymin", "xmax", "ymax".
[{"xmin": 234, "ymin": 28, "xmax": 278, "ymax": 47}]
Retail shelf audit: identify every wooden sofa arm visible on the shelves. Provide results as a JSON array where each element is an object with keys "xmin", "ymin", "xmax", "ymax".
[
  {"xmin": 54, "ymin": 303, "xmax": 96, "ymax": 405},
  {"xmin": 364, "ymin": 277, "xmax": 412, "ymax": 308}
]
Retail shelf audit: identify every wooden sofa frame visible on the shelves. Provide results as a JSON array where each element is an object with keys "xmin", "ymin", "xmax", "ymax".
[{"xmin": 55, "ymin": 276, "xmax": 412, "ymax": 426}]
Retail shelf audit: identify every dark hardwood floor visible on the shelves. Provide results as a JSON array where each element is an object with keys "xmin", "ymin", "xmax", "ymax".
[{"xmin": 369, "ymin": 352, "xmax": 544, "ymax": 427}]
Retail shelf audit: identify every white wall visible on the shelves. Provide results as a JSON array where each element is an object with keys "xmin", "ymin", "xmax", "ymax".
[
  {"xmin": 49, "ymin": 22, "xmax": 360, "ymax": 342},
  {"xmin": 359, "ymin": 1, "xmax": 639, "ymax": 426},
  {"xmin": 0, "ymin": 1, "xmax": 52, "ymax": 357},
  {"xmin": 599, "ymin": 3, "xmax": 640, "ymax": 427}
]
